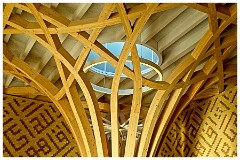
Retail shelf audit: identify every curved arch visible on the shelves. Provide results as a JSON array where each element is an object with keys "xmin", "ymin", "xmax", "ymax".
[
  {"xmin": 24, "ymin": 4, "xmax": 98, "ymax": 156},
  {"xmin": 155, "ymin": 45, "xmax": 236, "ymax": 156},
  {"xmin": 137, "ymin": 4, "xmax": 237, "ymax": 156},
  {"xmin": 149, "ymin": 6, "xmax": 237, "ymax": 156},
  {"xmin": 8, "ymin": 3, "xmax": 181, "ymax": 34},
  {"xmin": 110, "ymin": 4, "xmax": 159, "ymax": 156},
  {"xmin": 12, "ymin": 3, "xmax": 170, "ymax": 98},
  {"xmin": 3, "ymin": 44, "xmax": 88, "ymax": 156},
  {"xmin": 6, "ymin": 5, "xmax": 113, "ymax": 156},
  {"xmin": 115, "ymin": 3, "xmax": 144, "ymax": 157},
  {"xmin": 3, "ymin": 2, "xmax": 237, "ymax": 157}
]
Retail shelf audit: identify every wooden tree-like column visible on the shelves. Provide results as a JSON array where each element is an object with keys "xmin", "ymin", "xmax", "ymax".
[
  {"xmin": 3, "ymin": 3, "xmax": 237, "ymax": 157},
  {"xmin": 3, "ymin": 43, "xmax": 90, "ymax": 156},
  {"xmin": 145, "ymin": 4, "xmax": 237, "ymax": 157}
]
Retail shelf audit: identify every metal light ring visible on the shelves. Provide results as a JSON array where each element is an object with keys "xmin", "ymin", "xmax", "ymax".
[
  {"xmin": 84, "ymin": 57, "xmax": 162, "ymax": 78},
  {"xmin": 83, "ymin": 57, "xmax": 163, "ymax": 95}
]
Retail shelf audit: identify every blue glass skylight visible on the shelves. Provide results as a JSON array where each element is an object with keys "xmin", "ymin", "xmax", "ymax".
[{"xmin": 86, "ymin": 42, "xmax": 159, "ymax": 77}]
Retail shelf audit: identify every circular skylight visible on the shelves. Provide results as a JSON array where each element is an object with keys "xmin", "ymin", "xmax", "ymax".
[
  {"xmin": 86, "ymin": 42, "xmax": 160, "ymax": 77},
  {"xmin": 84, "ymin": 42, "xmax": 162, "ymax": 95}
]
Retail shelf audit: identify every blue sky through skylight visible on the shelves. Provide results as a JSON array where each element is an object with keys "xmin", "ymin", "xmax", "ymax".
[{"xmin": 87, "ymin": 42, "xmax": 159, "ymax": 77}]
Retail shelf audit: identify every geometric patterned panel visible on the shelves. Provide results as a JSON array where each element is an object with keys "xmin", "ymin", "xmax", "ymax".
[
  {"xmin": 158, "ymin": 86, "xmax": 237, "ymax": 157},
  {"xmin": 3, "ymin": 95, "xmax": 80, "ymax": 157}
]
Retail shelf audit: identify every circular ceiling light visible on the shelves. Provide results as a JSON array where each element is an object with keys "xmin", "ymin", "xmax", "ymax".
[{"xmin": 84, "ymin": 42, "xmax": 163, "ymax": 95}]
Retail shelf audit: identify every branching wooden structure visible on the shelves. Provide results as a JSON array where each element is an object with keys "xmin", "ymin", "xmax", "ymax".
[{"xmin": 3, "ymin": 3, "xmax": 237, "ymax": 157}]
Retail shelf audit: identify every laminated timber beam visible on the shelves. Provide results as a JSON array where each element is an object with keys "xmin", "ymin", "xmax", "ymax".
[
  {"xmin": 3, "ymin": 2, "xmax": 237, "ymax": 157},
  {"xmin": 208, "ymin": 4, "xmax": 224, "ymax": 93},
  {"xmin": 3, "ymin": 43, "xmax": 90, "ymax": 156},
  {"xmin": 115, "ymin": 3, "xmax": 143, "ymax": 157},
  {"xmin": 194, "ymin": 87, "xmax": 220, "ymax": 100},
  {"xmin": 3, "ymin": 4, "xmax": 167, "ymax": 156},
  {"xmin": 26, "ymin": 3, "xmax": 98, "ymax": 156},
  {"xmin": 108, "ymin": 3, "xmax": 158, "ymax": 156},
  {"xmin": 184, "ymin": 3, "xmax": 234, "ymax": 21},
  {"xmin": 5, "ymin": 4, "xmax": 170, "ymax": 101},
  {"xmin": 54, "ymin": 4, "xmax": 119, "ymax": 101},
  {"xmin": 156, "ymin": 71, "xmax": 237, "ymax": 156},
  {"xmin": 139, "ymin": 37, "xmax": 236, "ymax": 105},
  {"xmin": 3, "ymin": 86, "xmax": 150, "ymax": 122},
  {"xmin": 138, "ymin": 4, "xmax": 236, "ymax": 156},
  {"xmin": 3, "ymin": 87, "xmax": 44, "ymax": 96},
  {"xmin": 3, "ymin": 61, "xmax": 30, "ymax": 84},
  {"xmin": 3, "ymin": 45, "xmax": 48, "ymax": 95},
  {"xmin": 5, "ymin": 36, "xmax": 36, "ymax": 87},
  {"xmin": 3, "ymin": 3, "xmax": 14, "ymax": 28},
  {"xmin": 3, "ymin": 4, "xmax": 15, "ymax": 86},
  {"xmin": 20, "ymin": 3, "xmax": 90, "ymax": 93},
  {"xmin": 5, "ymin": 3, "xmax": 180, "ymax": 34},
  {"xmin": 153, "ymin": 6, "xmax": 237, "ymax": 156},
  {"xmin": 118, "ymin": 17, "xmax": 236, "ymax": 105},
  {"xmin": 24, "ymin": 3, "xmax": 116, "ymax": 156},
  {"xmin": 21, "ymin": 3, "xmax": 91, "ymax": 89},
  {"xmin": 2, "ymin": 86, "xmax": 121, "ymax": 114},
  {"xmin": 5, "ymin": 3, "xmax": 234, "ymax": 35}
]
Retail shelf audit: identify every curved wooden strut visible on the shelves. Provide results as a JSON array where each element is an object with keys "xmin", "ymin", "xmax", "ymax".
[{"xmin": 3, "ymin": 2, "xmax": 237, "ymax": 157}]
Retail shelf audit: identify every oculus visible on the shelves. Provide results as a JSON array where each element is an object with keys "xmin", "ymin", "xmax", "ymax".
[{"xmin": 84, "ymin": 42, "xmax": 163, "ymax": 95}]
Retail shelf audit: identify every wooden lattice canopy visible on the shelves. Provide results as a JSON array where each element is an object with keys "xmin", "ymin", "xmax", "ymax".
[{"xmin": 3, "ymin": 3, "xmax": 237, "ymax": 157}]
